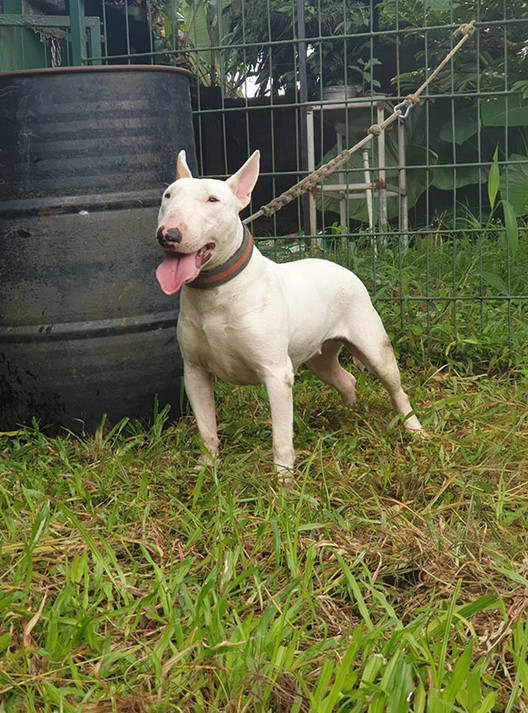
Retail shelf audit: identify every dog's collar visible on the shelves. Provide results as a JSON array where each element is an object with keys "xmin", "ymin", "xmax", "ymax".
[{"xmin": 187, "ymin": 227, "xmax": 254, "ymax": 290}]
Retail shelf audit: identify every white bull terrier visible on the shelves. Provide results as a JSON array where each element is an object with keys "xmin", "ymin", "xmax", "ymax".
[{"xmin": 155, "ymin": 150, "xmax": 423, "ymax": 477}]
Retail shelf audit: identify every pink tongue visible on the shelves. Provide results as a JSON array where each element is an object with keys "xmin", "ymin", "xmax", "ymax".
[{"xmin": 156, "ymin": 252, "xmax": 199, "ymax": 295}]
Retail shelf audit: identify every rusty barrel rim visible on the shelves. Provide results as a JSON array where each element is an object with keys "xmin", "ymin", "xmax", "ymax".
[{"xmin": 0, "ymin": 64, "xmax": 193, "ymax": 79}]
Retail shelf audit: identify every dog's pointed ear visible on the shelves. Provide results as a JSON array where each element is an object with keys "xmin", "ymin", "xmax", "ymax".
[
  {"xmin": 176, "ymin": 150, "xmax": 193, "ymax": 179},
  {"xmin": 226, "ymin": 150, "xmax": 260, "ymax": 208}
]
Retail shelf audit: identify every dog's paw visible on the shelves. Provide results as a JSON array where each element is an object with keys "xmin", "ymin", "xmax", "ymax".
[
  {"xmin": 404, "ymin": 422, "xmax": 430, "ymax": 438},
  {"xmin": 275, "ymin": 464, "xmax": 295, "ymax": 486},
  {"xmin": 194, "ymin": 453, "xmax": 217, "ymax": 471},
  {"xmin": 403, "ymin": 414, "xmax": 425, "ymax": 432},
  {"xmin": 341, "ymin": 393, "xmax": 357, "ymax": 407}
]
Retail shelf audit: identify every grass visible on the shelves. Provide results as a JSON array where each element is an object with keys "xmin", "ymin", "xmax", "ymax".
[{"xmin": 1, "ymin": 360, "xmax": 528, "ymax": 712}]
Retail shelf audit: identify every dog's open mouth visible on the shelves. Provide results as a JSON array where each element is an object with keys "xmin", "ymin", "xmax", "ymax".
[{"xmin": 156, "ymin": 243, "xmax": 215, "ymax": 295}]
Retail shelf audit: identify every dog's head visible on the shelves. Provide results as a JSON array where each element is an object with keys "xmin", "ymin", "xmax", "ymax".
[{"xmin": 155, "ymin": 150, "xmax": 260, "ymax": 295}]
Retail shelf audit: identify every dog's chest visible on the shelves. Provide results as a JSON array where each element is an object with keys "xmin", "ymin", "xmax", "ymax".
[{"xmin": 178, "ymin": 307, "xmax": 263, "ymax": 385}]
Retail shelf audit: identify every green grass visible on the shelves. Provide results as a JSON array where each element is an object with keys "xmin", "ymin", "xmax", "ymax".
[{"xmin": 1, "ymin": 362, "xmax": 528, "ymax": 712}]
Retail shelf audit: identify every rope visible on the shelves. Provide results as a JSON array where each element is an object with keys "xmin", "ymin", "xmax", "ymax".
[{"xmin": 243, "ymin": 19, "xmax": 476, "ymax": 226}]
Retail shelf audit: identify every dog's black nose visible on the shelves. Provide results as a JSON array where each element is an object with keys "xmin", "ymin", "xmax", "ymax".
[
  {"xmin": 165, "ymin": 228, "xmax": 182, "ymax": 244},
  {"xmin": 157, "ymin": 227, "xmax": 183, "ymax": 247}
]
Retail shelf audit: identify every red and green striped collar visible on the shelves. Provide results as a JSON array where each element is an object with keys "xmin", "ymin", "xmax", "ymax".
[{"xmin": 188, "ymin": 227, "xmax": 254, "ymax": 290}]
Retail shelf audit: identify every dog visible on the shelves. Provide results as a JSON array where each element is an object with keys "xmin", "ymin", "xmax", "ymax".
[{"xmin": 155, "ymin": 150, "xmax": 423, "ymax": 477}]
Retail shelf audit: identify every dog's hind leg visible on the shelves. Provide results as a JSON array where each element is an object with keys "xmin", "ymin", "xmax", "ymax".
[
  {"xmin": 342, "ymin": 305, "xmax": 423, "ymax": 432},
  {"xmin": 307, "ymin": 339, "xmax": 357, "ymax": 406}
]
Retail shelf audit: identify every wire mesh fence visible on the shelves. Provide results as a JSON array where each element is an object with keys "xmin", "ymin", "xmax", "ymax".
[{"xmin": 7, "ymin": 0, "xmax": 528, "ymax": 367}]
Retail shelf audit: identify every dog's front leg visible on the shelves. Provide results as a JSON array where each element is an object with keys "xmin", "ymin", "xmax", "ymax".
[
  {"xmin": 263, "ymin": 364, "xmax": 295, "ymax": 479},
  {"xmin": 184, "ymin": 363, "xmax": 219, "ymax": 465}
]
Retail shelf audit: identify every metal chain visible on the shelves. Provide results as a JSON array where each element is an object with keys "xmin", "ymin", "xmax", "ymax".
[
  {"xmin": 33, "ymin": 27, "xmax": 65, "ymax": 68},
  {"xmin": 243, "ymin": 20, "xmax": 476, "ymax": 226},
  {"xmin": 50, "ymin": 36, "xmax": 62, "ymax": 68}
]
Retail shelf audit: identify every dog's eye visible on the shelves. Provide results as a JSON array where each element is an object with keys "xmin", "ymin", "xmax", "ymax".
[
  {"xmin": 164, "ymin": 192, "xmax": 171, "ymax": 199},
  {"xmin": 208, "ymin": 196, "xmax": 219, "ymax": 203}
]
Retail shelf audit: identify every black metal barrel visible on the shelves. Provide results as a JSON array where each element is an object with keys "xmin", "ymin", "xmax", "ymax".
[{"xmin": 0, "ymin": 65, "xmax": 196, "ymax": 433}]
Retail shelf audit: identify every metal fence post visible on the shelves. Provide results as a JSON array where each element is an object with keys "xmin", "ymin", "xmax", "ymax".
[
  {"xmin": 296, "ymin": 0, "xmax": 311, "ymax": 243},
  {"xmin": 306, "ymin": 108, "xmax": 317, "ymax": 238},
  {"xmin": 68, "ymin": 0, "xmax": 85, "ymax": 66}
]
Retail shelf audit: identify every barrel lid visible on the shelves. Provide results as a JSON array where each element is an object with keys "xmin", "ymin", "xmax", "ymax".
[{"xmin": 0, "ymin": 64, "xmax": 193, "ymax": 80}]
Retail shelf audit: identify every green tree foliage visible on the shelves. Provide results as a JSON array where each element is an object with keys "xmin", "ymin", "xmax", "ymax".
[{"xmin": 224, "ymin": 0, "xmax": 374, "ymax": 97}]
